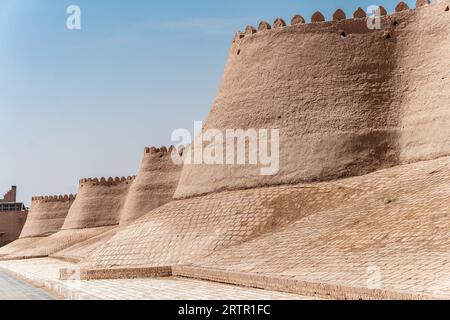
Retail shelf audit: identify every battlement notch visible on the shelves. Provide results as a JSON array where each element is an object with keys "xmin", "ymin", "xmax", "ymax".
[
  {"xmin": 395, "ymin": 2, "xmax": 410, "ymax": 12},
  {"xmin": 32, "ymin": 194, "xmax": 76, "ymax": 203},
  {"xmin": 79, "ymin": 176, "xmax": 136, "ymax": 187},
  {"xmin": 144, "ymin": 145, "xmax": 184, "ymax": 158},
  {"xmin": 291, "ymin": 15, "xmax": 306, "ymax": 25},
  {"xmin": 232, "ymin": 1, "xmax": 437, "ymax": 42},
  {"xmin": 333, "ymin": 9, "xmax": 346, "ymax": 21}
]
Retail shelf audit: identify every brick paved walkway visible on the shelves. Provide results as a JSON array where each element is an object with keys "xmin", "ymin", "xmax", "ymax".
[
  {"xmin": 0, "ymin": 259, "xmax": 312, "ymax": 300},
  {"xmin": 0, "ymin": 270, "xmax": 55, "ymax": 300}
]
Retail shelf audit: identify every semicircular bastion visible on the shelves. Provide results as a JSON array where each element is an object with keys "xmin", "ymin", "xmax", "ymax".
[
  {"xmin": 19, "ymin": 195, "xmax": 76, "ymax": 238},
  {"xmin": 174, "ymin": 2, "xmax": 450, "ymax": 199},
  {"xmin": 119, "ymin": 146, "xmax": 183, "ymax": 224}
]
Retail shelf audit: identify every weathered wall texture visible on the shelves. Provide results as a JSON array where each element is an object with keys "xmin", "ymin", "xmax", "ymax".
[
  {"xmin": 396, "ymin": 3, "xmax": 450, "ymax": 162},
  {"xmin": 0, "ymin": 238, "xmax": 41, "ymax": 257},
  {"xmin": 174, "ymin": 1, "xmax": 450, "ymax": 199},
  {"xmin": 51, "ymin": 228, "xmax": 119, "ymax": 263},
  {"xmin": 52, "ymin": 146, "xmax": 182, "ymax": 262},
  {"xmin": 62, "ymin": 177, "xmax": 134, "ymax": 230},
  {"xmin": 185, "ymin": 156, "xmax": 450, "ymax": 298},
  {"xmin": 85, "ymin": 184, "xmax": 347, "ymax": 268},
  {"xmin": 0, "ymin": 178, "xmax": 132, "ymax": 260},
  {"xmin": 4, "ymin": 3, "xmax": 449, "ymax": 298},
  {"xmin": 0, "ymin": 211, "xmax": 28, "ymax": 247},
  {"xmin": 6, "ymin": 226, "xmax": 114, "ymax": 260},
  {"xmin": 120, "ymin": 147, "xmax": 182, "ymax": 225},
  {"xmin": 79, "ymin": 5, "xmax": 450, "ymax": 292},
  {"xmin": 0, "ymin": 195, "xmax": 73, "ymax": 257},
  {"xmin": 3, "ymin": 145, "xmax": 183, "ymax": 261},
  {"xmin": 20, "ymin": 196, "xmax": 75, "ymax": 238}
]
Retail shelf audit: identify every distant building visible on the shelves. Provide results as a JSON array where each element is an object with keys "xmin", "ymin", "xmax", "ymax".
[{"xmin": 0, "ymin": 186, "xmax": 28, "ymax": 247}]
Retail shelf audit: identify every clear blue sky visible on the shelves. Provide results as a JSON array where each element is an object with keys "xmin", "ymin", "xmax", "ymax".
[{"xmin": 0, "ymin": 0, "xmax": 416, "ymax": 204}]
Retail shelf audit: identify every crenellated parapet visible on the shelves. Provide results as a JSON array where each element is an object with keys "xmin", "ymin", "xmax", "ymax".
[
  {"xmin": 145, "ymin": 145, "xmax": 174, "ymax": 155},
  {"xmin": 311, "ymin": 11, "xmax": 325, "ymax": 22},
  {"xmin": 395, "ymin": 1, "xmax": 410, "ymax": 12},
  {"xmin": 233, "ymin": 0, "xmax": 442, "ymax": 42},
  {"xmin": 353, "ymin": 7, "xmax": 367, "ymax": 18},
  {"xmin": 79, "ymin": 176, "xmax": 136, "ymax": 187},
  {"xmin": 144, "ymin": 145, "xmax": 185, "ymax": 158},
  {"xmin": 32, "ymin": 194, "xmax": 76, "ymax": 203},
  {"xmin": 175, "ymin": 0, "xmax": 450, "ymax": 199}
]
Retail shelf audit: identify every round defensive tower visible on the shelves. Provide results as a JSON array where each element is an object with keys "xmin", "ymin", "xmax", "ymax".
[
  {"xmin": 174, "ymin": 1, "xmax": 450, "ymax": 199},
  {"xmin": 62, "ymin": 177, "xmax": 135, "ymax": 230},
  {"xmin": 0, "ymin": 195, "xmax": 75, "ymax": 257},
  {"xmin": 20, "ymin": 195, "xmax": 76, "ymax": 238},
  {"xmin": 120, "ymin": 146, "xmax": 183, "ymax": 225},
  {"xmin": 52, "ymin": 146, "xmax": 183, "ymax": 262},
  {"xmin": 77, "ymin": 3, "xmax": 450, "ymax": 288},
  {"xmin": 2, "ymin": 177, "xmax": 135, "ymax": 260}
]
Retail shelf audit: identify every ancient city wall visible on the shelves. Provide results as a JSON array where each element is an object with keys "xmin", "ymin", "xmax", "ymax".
[
  {"xmin": 52, "ymin": 146, "xmax": 183, "ymax": 262},
  {"xmin": 1, "ymin": 177, "xmax": 134, "ymax": 259},
  {"xmin": 69, "ymin": 5, "xmax": 450, "ymax": 295},
  {"xmin": 2, "ymin": 144, "xmax": 184, "ymax": 260},
  {"xmin": 395, "ymin": 2, "xmax": 450, "ymax": 162},
  {"xmin": 19, "ymin": 195, "xmax": 75, "ymax": 238},
  {"xmin": 0, "ymin": 211, "xmax": 28, "ymax": 247},
  {"xmin": 174, "ymin": 1, "xmax": 450, "ymax": 199},
  {"xmin": 62, "ymin": 177, "xmax": 135, "ymax": 230},
  {"xmin": 120, "ymin": 146, "xmax": 183, "ymax": 224}
]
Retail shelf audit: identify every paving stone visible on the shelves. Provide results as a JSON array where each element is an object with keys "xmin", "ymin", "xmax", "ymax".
[
  {"xmin": 0, "ymin": 269, "xmax": 55, "ymax": 300},
  {"xmin": 0, "ymin": 259, "xmax": 311, "ymax": 300}
]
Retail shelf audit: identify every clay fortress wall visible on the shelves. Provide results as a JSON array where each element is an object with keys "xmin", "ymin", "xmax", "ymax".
[
  {"xmin": 1, "ymin": 146, "xmax": 183, "ymax": 261},
  {"xmin": 175, "ymin": 0, "xmax": 450, "ymax": 198},
  {"xmin": 51, "ymin": 146, "xmax": 183, "ymax": 262},
  {"xmin": 120, "ymin": 146, "xmax": 182, "ymax": 224},
  {"xmin": 1, "ymin": 1, "xmax": 449, "ymax": 299},
  {"xmin": 0, "ymin": 178, "xmax": 133, "ymax": 259},
  {"xmin": 73, "ymin": 2, "xmax": 450, "ymax": 299},
  {"xmin": 21, "ymin": 195, "xmax": 76, "ymax": 238},
  {"xmin": 0, "ymin": 195, "xmax": 75, "ymax": 256},
  {"xmin": 62, "ymin": 176, "xmax": 135, "ymax": 230}
]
